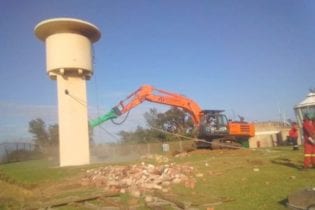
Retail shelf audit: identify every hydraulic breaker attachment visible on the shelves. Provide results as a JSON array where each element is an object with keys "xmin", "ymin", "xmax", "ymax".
[{"xmin": 89, "ymin": 109, "xmax": 118, "ymax": 128}]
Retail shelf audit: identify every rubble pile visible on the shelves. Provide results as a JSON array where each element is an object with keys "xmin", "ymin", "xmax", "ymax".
[
  {"xmin": 81, "ymin": 162, "xmax": 196, "ymax": 194},
  {"xmin": 140, "ymin": 154, "xmax": 170, "ymax": 163}
]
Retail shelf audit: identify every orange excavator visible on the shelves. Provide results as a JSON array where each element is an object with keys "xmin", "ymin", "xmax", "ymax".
[{"xmin": 90, "ymin": 85, "xmax": 255, "ymax": 148}]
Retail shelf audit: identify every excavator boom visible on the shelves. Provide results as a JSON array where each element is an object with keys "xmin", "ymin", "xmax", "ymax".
[
  {"xmin": 89, "ymin": 85, "xmax": 203, "ymax": 128},
  {"xmin": 89, "ymin": 84, "xmax": 255, "ymax": 149}
]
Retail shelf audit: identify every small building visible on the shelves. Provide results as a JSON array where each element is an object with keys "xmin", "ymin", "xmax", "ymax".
[
  {"xmin": 249, "ymin": 122, "xmax": 289, "ymax": 148},
  {"xmin": 294, "ymin": 91, "xmax": 315, "ymax": 125},
  {"xmin": 294, "ymin": 90, "xmax": 315, "ymax": 144}
]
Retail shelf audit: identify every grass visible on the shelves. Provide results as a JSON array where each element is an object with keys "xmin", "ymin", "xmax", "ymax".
[
  {"xmin": 170, "ymin": 147, "xmax": 314, "ymax": 210},
  {"xmin": 0, "ymin": 159, "xmax": 82, "ymax": 187},
  {"xmin": 0, "ymin": 147, "xmax": 314, "ymax": 209},
  {"xmin": 0, "ymin": 159, "xmax": 108, "ymax": 209}
]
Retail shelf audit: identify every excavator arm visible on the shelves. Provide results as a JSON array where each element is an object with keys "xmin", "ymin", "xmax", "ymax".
[{"xmin": 89, "ymin": 85, "xmax": 203, "ymax": 128}]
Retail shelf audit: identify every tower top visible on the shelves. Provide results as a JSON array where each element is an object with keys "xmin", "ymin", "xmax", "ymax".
[
  {"xmin": 34, "ymin": 17, "xmax": 101, "ymax": 43},
  {"xmin": 34, "ymin": 18, "xmax": 101, "ymax": 79}
]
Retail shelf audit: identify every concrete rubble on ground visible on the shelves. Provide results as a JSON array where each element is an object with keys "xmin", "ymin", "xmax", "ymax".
[
  {"xmin": 81, "ymin": 162, "xmax": 196, "ymax": 196},
  {"xmin": 140, "ymin": 154, "xmax": 170, "ymax": 163}
]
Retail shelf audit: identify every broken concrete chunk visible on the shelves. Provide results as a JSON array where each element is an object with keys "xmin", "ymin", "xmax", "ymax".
[{"xmin": 82, "ymin": 162, "xmax": 194, "ymax": 194}]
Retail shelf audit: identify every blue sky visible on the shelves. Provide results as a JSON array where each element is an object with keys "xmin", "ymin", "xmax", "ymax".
[{"xmin": 0, "ymin": 0, "xmax": 315, "ymax": 143}]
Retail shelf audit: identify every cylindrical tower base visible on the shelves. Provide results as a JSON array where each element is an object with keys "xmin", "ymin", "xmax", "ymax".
[{"xmin": 56, "ymin": 74, "xmax": 90, "ymax": 166}]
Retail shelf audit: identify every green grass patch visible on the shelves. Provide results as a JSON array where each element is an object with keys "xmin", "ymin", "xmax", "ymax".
[
  {"xmin": 0, "ymin": 147, "xmax": 314, "ymax": 210},
  {"xmin": 170, "ymin": 147, "xmax": 315, "ymax": 210},
  {"xmin": 0, "ymin": 159, "xmax": 103, "ymax": 188}
]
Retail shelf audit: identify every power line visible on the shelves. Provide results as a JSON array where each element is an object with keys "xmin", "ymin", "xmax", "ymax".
[{"xmin": 98, "ymin": 125, "xmax": 120, "ymax": 141}]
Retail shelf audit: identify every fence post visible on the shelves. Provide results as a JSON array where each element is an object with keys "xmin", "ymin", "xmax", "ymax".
[
  {"xmin": 179, "ymin": 139, "xmax": 183, "ymax": 152},
  {"xmin": 147, "ymin": 143, "xmax": 150, "ymax": 154}
]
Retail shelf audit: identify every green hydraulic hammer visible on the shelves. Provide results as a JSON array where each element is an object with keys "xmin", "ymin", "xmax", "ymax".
[{"xmin": 89, "ymin": 109, "xmax": 119, "ymax": 128}]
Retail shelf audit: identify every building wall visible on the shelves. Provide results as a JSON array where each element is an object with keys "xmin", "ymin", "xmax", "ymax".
[{"xmin": 249, "ymin": 122, "xmax": 292, "ymax": 148}]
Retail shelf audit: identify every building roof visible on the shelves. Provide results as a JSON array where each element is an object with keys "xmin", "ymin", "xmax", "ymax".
[{"xmin": 295, "ymin": 92, "xmax": 315, "ymax": 108}]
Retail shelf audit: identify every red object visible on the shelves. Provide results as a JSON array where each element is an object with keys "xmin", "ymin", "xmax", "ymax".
[
  {"xmin": 303, "ymin": 119, "xmax": 315, "ymax": 168},
  {"xmin": 289, "ymin": 125, "xmax": 298, "ymax": 139},
  {"xmin": 289, "ymin": 123, "xmax": 299, "ymax": 150}
]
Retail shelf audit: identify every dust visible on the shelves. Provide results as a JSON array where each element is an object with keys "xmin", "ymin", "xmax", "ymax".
[{"xmin": 90, "ymin": 143, "xmax": 152, "ymax": 164}]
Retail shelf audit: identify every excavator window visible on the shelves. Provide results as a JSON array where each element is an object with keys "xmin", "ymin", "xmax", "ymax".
[
  {"xmin": 216, "ymin": 114, "xmax": 228, "ymax": 127},
  {"xmin": 202, "ymin": 113, "xmax": 228, "ymax": 134}
]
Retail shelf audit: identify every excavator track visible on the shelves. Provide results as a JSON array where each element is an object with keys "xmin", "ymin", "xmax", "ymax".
[
  {"xmin": 210, "ymin": 137, "xmax": 242, "ymax": 150},
  {"xmin": 195, "ymin": 137, "xmax": 242, "ymax": 149}
]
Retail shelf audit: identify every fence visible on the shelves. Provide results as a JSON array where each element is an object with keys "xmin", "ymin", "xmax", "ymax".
[
  {"xmin": 91, "ymin": 139, "xmax": 195, "ymax": 163},
  {"xmin": 0, "ymin": 142, "xmax": 35, "ymax": 163}
]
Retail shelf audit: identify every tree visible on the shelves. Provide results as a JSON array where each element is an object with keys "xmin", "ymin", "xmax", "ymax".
[
  {"xmin": 119, "ymin": 107, "xmax": 195, "ymax": 143},
  {"xmin": 28, "ymin": 118, "xmax": 49, "ymax": 151},
  {"xmin": 48, "ymin": 124, "xmax": 59, "ymax": 146},
  {"xmin": 119, "ymin": 126, "xmax": 145, "ymax": 143},
  {"xmin": 29, "ymin": 118, "xmax": 94, "ymax": 151},
  {"xmin": 144, "ymin": 107, "xmax": 194, "ymax": 135},
  {"xmin": 89, "ymin": 125, "xmax": 94, "ymax": 145}
]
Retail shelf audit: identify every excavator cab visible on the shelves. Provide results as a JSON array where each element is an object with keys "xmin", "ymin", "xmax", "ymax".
[
  {"xmin": 197, "ymin": 110, "xmax": 255, "ymax": 149},
  {"xmin": 199, "ymin": 110, "xmax": 229, "ymax": 139}
]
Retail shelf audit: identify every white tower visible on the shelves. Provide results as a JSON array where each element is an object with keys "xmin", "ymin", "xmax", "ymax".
[{"xmin": 34, "ymin": 18, "xmax": 101, "ymax": 166}]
